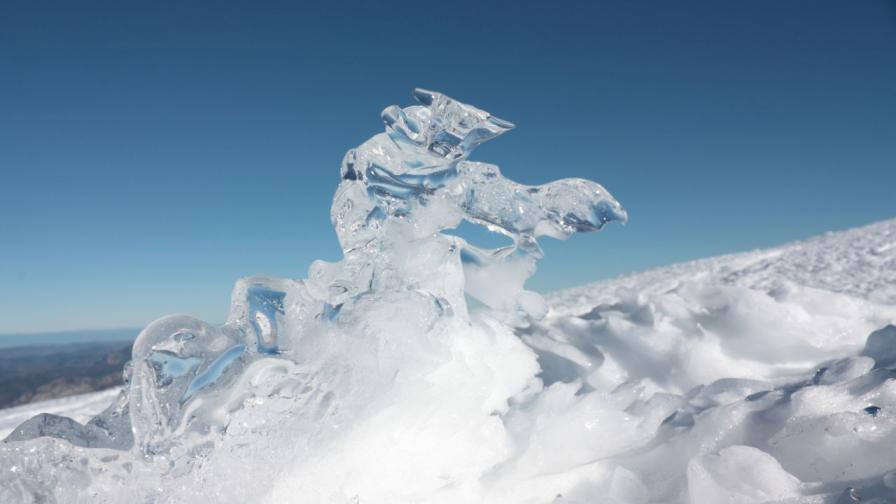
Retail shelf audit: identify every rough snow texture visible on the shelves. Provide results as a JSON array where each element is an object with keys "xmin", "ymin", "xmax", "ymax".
[
  {"xmin": 4, "ymin": 219, "xmax": 896, "ymax": 503},
  {"xmin": 536, "ymin": 218, "xmax": 896, "ymax": 503},
  {"xmin": 1, "ymin": 85, "xmax": 895, "ymax": 503}
]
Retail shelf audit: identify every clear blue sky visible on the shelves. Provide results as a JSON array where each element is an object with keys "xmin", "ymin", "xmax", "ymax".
[{"xmin": 1, "ymin": 1, "xmax": 894, "ymax": 334}]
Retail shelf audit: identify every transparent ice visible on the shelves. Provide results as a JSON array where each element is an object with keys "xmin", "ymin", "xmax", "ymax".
[{"xmin": 0, "ymin": 89, "xmax": 626, "ymax": 501}]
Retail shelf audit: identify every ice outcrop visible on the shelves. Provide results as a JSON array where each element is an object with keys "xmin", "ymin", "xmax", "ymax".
[{"xmin": 0, "ymin": 89, "xmax": 627, "ymax": 502}]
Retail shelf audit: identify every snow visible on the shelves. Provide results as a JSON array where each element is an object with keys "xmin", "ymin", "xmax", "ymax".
[
  {"xmin": 3, "ymin": 218, "xmax": 895, "ymax": 503},
  {"xmin": 0, "ymin": 388, "xmax": 121, "ymax": 440},
  {"xmin": 1, "ymin": 88, "xmax": 895, "ymax": 503}
]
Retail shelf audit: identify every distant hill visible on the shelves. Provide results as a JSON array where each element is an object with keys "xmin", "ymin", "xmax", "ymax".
[
  {"xmin": 0, "ymin": 328, "xmax": 140, "ymax": 349},
  {"xmin": 0, "ymin": 341, "xmax": 133, "ymax": 409}
]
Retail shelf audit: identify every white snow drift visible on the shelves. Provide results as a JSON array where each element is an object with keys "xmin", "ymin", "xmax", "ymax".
[{"xmin": 3, "ymin": 218, "xmax": 895, "ymax": 503}]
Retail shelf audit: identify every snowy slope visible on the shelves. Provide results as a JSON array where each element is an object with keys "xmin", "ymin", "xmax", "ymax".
[
  {"xmin": 0, "ymin": 388, "xmax": 121, "ymax": 440},
  {"xmin": 551, "ymin": 217, "xmax": 896, "ymax": 310},
  {"xmin": 538, "ymin": 218, "xmax": 896, "ymax": 394},
  {"xmin": 519, "ymin": 218, "xmax": 896, "ymax": 502},
  {"xmin": 2, "ymin": 218, "xmax": 895, "ymax": 503}
]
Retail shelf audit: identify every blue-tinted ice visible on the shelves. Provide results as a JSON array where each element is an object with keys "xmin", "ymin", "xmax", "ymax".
[{"xmin": 0, "ymin": 89, "xmax": 626, "ymax": 497}]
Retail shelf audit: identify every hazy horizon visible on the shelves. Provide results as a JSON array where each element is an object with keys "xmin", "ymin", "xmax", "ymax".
[{"xmin": 0, "ymin": 327, "xmax": 141, "ymax": 348}]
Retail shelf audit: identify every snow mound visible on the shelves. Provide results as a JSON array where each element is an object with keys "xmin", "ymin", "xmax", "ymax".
[
  {"xmin": 2, "ymin": 89, "xmax": 896, "ymax": 503},
  {"xmin": 0, "ymin": 388, "xmax": 122, "ymax": 441}
]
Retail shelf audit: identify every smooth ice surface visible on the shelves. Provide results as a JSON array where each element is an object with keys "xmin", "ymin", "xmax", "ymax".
[{"xmin": 2, "ymin": 90, "xmax": 896, "ymax": 504}]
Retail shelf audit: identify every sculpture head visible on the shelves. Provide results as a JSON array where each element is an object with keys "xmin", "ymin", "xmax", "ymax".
[{"xmin": 381, "ymin": 88, "xmax": 514, "ymax": 160}]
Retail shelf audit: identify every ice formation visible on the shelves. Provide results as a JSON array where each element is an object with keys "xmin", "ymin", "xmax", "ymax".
[
  {"xmin": 3, "ymin": 90, "xmax": 896, "ymax": 503},
  {"xmin": 0, "ymin": 89, "xmax": 629, "ymax": 502}
]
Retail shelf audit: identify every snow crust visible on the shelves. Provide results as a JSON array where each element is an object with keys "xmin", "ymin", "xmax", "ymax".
[{"xmin": 1, "ymin": 88, "xmax": 895, "ymax": 503}]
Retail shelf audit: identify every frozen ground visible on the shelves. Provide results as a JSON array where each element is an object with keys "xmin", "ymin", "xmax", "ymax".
[{"xmin": 3, "ymin": 218, "xmax": 895, "ymax": 503}]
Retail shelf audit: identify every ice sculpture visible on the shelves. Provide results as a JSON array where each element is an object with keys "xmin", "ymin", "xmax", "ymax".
[{"xmin": 0, "ymin": 89, "xmax": 625, "ymax": 500}]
